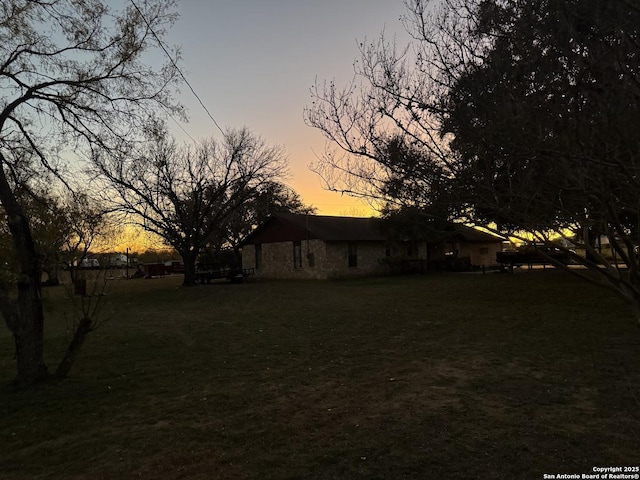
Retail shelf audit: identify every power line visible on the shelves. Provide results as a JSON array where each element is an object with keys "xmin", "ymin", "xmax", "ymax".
[
  {"xmin": 129, "ymin": 0, "xmax": 226, "ymax": 137},
  {"xmin": 162, "ymin": 105, "xmax": 196, "ymax": 143}
]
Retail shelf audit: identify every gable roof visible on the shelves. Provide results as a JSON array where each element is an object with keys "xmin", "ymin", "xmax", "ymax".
[
  {"xmin": 242, "ymin": 212, "xmax": 386, "ymax": 245},
  {"xmin": 242, "ymin": 213, "xmax": 503, "ymax": 246},
  {"xmin": 446, "ymin": 224, "xmax": 504, "ymax": 243},
  {"xmin": 280, "ymin": 212, "xmax": 386, "ymax": 241}
]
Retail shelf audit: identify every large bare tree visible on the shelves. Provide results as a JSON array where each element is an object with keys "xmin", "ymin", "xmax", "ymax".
[
  {"xmin": 0, "ymin": 0, "xmax": 180, "ymax": 386},
  {"xmin": 95, "ymin": 125, "xmax": 289, "ymax": 286},
  {"xmin": 305, "ymin": 0, "xmax": 640, "ymax": 322}
]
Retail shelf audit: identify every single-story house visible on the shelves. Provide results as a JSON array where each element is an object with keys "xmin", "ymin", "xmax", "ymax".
[{"xmin": 241, "ymin": 213, "xmax": 503, "ymax": 280}]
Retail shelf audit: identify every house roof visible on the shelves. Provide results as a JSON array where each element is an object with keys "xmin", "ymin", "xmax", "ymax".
[
  {"xmin": 445, "ymin": 224, "xmax": 504, "ymax": 243},
  {"xmin": 242, "ymin": 212, "xmax": 503, "ymax": 245},
  {"xmin": 279, "ymin": 212, "xmax": 387, "ymax": 241},
  {"xmin": 242, "ymin": 212, "xmax": 386, "ymax": 245}
]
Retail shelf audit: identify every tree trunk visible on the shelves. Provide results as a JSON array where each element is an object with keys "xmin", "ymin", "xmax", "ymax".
[
  {"xmin": 182, "ymin": 250, "xmax": 199, "ymax": 287},
  {"xmin": 0, "ymin": 158, "xmax": 48, "ymax": 386},
  {"xmin": 55, "ymin": 317, "xmax": 92, "ymax": 379},
  {"xmin": 1, "ymin": 282, "xmax": 48, "ymax": 387},
  {"xmin": 12, "ymin": 283, "xmax": 48, "ymax": 386},
  {"xmin": 233, "ymin": 245, "xmax": 242, "ymax": 268}
]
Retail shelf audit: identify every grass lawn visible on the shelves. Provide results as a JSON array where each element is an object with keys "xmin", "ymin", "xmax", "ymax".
[{"xmin": 0, "ymin": 270, "xmax": 639, "ymax": 479}]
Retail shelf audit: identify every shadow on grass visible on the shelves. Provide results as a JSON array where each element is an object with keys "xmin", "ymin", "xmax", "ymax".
[{"xmin": 1, "ymin": 271, "xmax": 639, "ymax": 479}]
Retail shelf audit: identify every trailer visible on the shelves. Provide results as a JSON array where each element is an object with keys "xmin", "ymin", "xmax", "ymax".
[
  {"xmin": 496, "ymin": 248, "xmax": 571, "ymax": 271},
  {"xmin": 195, "ymin": 267, "xmax": 255, "ymax": 284}
]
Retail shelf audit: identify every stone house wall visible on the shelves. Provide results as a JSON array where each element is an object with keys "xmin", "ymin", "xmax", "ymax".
[
  {"xmin": 457, "ymin": 242, "xmax": 502, "ymax": 267},
  {"xmin": 324, "ymin": 241, "xmax": 388, "ymax": 278},
  {"xmin": 242, "ymin": 240, "xmax": 389, "ymax": 279},
  {"xmin": 242, "ymin": 238, "xmax": 502, "ymax": 279}
]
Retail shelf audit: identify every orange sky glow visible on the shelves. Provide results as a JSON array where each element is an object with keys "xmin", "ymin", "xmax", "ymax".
[
  {"xmin": 96, "ymin": 1, "xmax": 410, "ymax": 254},
  {"xmin": 162, "ymin": 1, "xmax": 407, "ymax": 218}
]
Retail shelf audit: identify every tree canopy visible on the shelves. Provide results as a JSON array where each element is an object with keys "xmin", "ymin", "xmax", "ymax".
[
  {"xmin": 305, "ymin": 0, "xmax": 640, "ymax": 320},
  {"xmin": 444, "ymin": 0, "xmax": 640, "ymax": 231},
  {"xmin": 95, "ymin": 125, "xmax": 290, "ymax": 286},
  {"xmin": 0, "ymin": 0, "xmax": 180, "ymax": 386},
  {"xmin": 442, "ymin": 0, "xmax": 640, "ymax": 313}
]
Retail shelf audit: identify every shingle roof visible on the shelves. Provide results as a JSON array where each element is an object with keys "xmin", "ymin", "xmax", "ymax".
[
  {"xmin": 242, "ymin": 212, "xmax": 503, "ymax": 245},
  {"xmin": 272, "ymin": 212, "xmax": 386, "ymax": 241},
  {"xmin": 447, "ymin": 224, "xmax": 504, "ymax": 243}
]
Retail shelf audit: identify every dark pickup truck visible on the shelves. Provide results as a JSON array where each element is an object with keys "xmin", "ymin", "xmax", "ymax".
[{"xmin": 496, "ymin": 248, "xmax": 571, "ymax": 269}]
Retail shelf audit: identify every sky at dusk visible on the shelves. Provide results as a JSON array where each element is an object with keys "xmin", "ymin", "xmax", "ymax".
[{"xmin": 164, "ymin": 0, "xmax": 410, "ymax": 216}]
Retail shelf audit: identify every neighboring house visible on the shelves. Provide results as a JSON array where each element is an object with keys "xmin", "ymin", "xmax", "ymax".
[{"xmin": 241, "ymin": 213, "xmax": 503, "ymax": 280}]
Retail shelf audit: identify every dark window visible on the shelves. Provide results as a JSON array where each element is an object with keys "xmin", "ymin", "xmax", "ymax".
[
  {"xmin": 255, "ymin": 244, "xmax": 262, "ymax": 269},
  {"xmin": 307, "ymin": 252, "xmax": 315, "ymax": 267},
  {"xmin": 348, "ymin": 242, "xmax": 357, "ymax": 268},
  {"xmin": 293, "ymin": 241, "xmax": 302, "ymax": 268}
]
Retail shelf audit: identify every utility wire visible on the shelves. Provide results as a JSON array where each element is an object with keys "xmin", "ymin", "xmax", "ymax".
[
  {"xmin": 130, "ymin": 0, "xmax": 226, "ymax": 137},
  {"xmin": 162, "ymin": 105, "xmax": 196, "ymax": 143}
]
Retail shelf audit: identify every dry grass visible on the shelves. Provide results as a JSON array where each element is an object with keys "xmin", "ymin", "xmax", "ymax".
[{"xmin": 1, "ymin": 270, "xmax": 639, "ymax": 479}]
